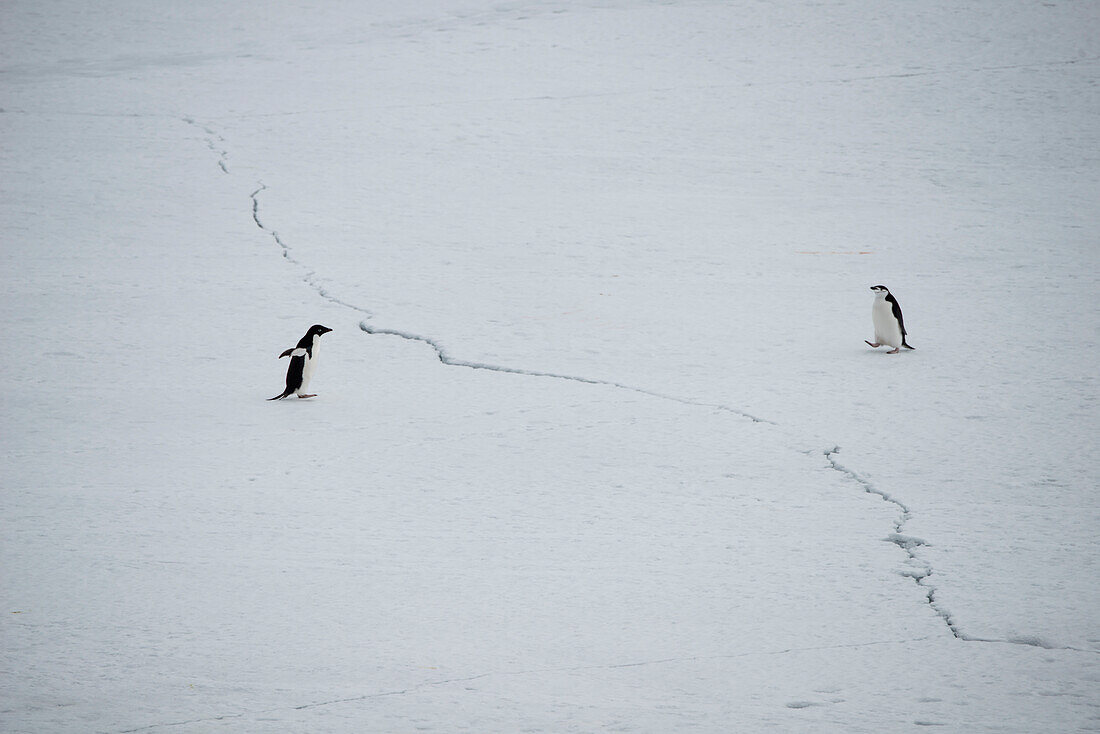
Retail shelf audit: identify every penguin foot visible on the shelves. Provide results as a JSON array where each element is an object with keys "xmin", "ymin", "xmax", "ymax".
[
  {"xmin": 297, "ymin": 394, "xmax": 317, "ymax": 399},
  {"xmin": 887, "ymin": 348, "xmax": 900, "ymax": 354},
  {"xmin": 865, "ymin": 340, "xmax": 880, "ymax": 348}
]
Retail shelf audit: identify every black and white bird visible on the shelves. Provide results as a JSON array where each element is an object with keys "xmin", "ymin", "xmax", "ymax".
[
  {"xmin": 269, "ymin": 324, "xmax": 332, "ymax": 400},
  {"xmin": 865, "ymin": 285, "xmax": 914, "ymax": 354}
]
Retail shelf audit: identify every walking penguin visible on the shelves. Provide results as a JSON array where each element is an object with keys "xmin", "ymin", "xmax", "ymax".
[
  {"xmin": 269, "ymin": 324, "xmax": 332, "ymax": 399},
  {"xmin": 865, "ymin": 285, "xmax": 914, "ymax": 354}
]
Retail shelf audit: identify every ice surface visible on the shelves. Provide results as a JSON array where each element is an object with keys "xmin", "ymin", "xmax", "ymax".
[{"xmin": 2, "ymin": 1, "xmax": 1098, "ymax": 732}]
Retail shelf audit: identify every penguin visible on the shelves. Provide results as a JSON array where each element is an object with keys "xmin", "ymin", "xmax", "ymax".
[
  {"xmin": 269, "ymin": 324, "xmax": 332, "ymax": 400},
  {"xmin": 865, "ymin": 285, "xmax": 914, "ymax": 354}
]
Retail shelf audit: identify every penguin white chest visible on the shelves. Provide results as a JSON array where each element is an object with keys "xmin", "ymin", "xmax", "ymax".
[
  {"xmin": 298, "ymin": 337, "xmax": 319, "ymax": 392},
  {"xmin": 872, "ymin": 298, "xmax": 903, "ymax": 348}
]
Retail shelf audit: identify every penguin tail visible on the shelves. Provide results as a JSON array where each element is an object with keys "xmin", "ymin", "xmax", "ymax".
[
  {"xmin": 902, "ymin": 339, "xmax": 915, "ymax": 350},
  {"xmin": 268, "ymin": 389, "xmax": 292, "ymax": 400}
]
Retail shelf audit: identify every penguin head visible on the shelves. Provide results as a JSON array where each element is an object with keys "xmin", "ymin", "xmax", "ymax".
[
  {"xmin": 870, "ymin": 285, "xmax": 890, "ymax": 297},
  {"xmin": 307, "ymin": 324, "xmax": 333, "ymax": 337}
]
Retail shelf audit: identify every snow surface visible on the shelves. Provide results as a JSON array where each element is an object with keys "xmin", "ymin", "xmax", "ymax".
[{"xmin": 2, "ymin": 1, "xmax": 1098, "ymax": 732}]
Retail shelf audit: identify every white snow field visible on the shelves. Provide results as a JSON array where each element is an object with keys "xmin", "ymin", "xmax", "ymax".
[{"xmin": 2, "ymin": 1, "xmax": 1098, "ymax": 732}]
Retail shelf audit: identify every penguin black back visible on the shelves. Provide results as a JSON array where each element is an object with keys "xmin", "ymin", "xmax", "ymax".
[{"xmin": 269, "ymin": 353, "xmax": 306, "ymax": 400}]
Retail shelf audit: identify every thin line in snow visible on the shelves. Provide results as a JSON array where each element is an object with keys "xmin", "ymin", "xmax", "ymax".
[
  {"xmin": 823, "ymin": 446, "xmax": 962, "ymax": 638},
  {"xmin": 358, "ymin": 321, "xmax": 773, "ymax": 424},
  {"xmin": 197, "ymin": 56, "xmax": 1099, "ymax": 121},
  {"xmin": 246, "ymin": 183, "xmax": 768, "ymax": 423},
  {"xmin": 242, "ymin": 163, "xmax": 1099, "ymax": 659},
  {"xmin": 821, "ymin": 447, "xmax": 1099, "ymax": 656}
]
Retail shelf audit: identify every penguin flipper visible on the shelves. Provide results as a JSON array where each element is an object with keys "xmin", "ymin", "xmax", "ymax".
[
  {"xmin": 271, "ymin": 352, "xmax": 296, "ymax": 397},
  {"xmin": 888, "ymin": 296, "xmax": 908, "ymax": 336}
]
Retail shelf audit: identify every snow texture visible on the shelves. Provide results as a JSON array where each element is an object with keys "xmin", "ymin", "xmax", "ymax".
[{"xmin": 2, "ymin": 1, "xmax": 1098, "ymax": 732}]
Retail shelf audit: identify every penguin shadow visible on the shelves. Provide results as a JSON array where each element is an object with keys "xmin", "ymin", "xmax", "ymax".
[{"xmin": 862, "ymin": 343, "xmax": 918, "ymax": 356}]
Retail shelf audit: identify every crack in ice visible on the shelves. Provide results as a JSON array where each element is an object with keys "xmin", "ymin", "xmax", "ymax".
[
  {"xmin": 823, "ymin": 446, "xmax": 962, "ymax": 639},
  {"xmin": 358, "ymin": 321, "xmax": 772, "ymax": 423},
  {"xmin": 247, "ymin": 183, "xmax": 769, "ymax": 423},
  {"xmin": 118, "ymin": 712, "xmax": 246, "ymax": 733},
  {"xmin": 250, "ymin": 185, "xmax": 372, "ymax": 316},
  {"xmin": 182, "ymin": 117, "xmax": 229, "ymax": 174},
  {"xmin": 114, "ymin": 637, "xmax": 934, "ymax": 731},
  {"xmin": 821, "ymin": 447, "xmax": 1098, "ymax": 656},
  {"xmin": 232, "ymin": 162, "xmax": 1097, "ymax": 662},
  {"xmin": 195, "ymin": 56, "xmax": 1100, "ymax": 122}
]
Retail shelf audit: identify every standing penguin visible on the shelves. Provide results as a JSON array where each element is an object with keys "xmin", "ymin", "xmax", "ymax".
[
  {"xmin": 269, "ymin": 324, "xmax": 332, "ymax": 400},
  {"xmin": 865, "ymin": 285, "xmax": 914, "ymax": 354}
]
